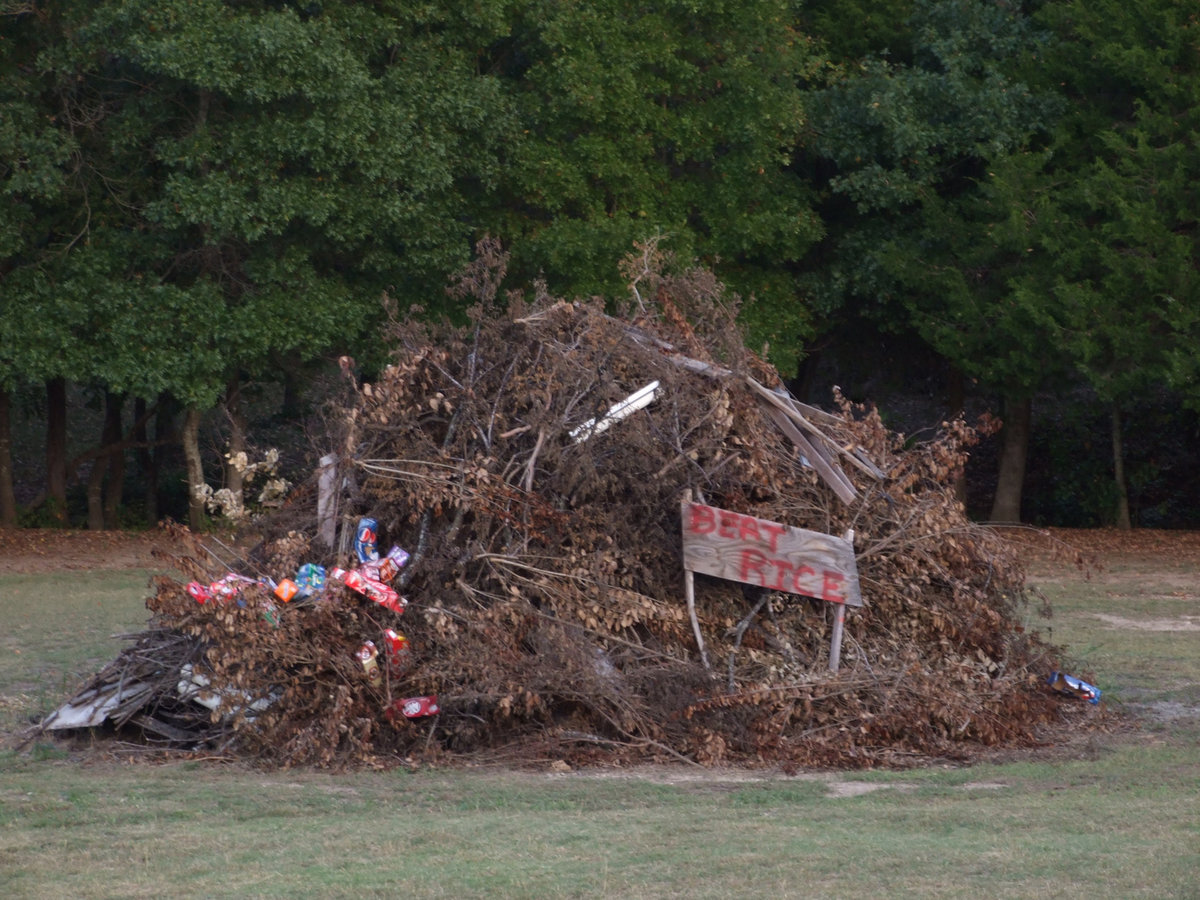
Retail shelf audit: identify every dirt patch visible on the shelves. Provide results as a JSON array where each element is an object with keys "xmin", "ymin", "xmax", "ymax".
[
  {"xmin": 0, "ymin": 529, "xmax": 168, "ymax": 574},
  {"xmin": 0, "ymin": 528, "xmax": 255, "ymax": 576},
  {"xmin": 823, "ymin": 780, "xmax": 917, "ymax": 798},
  {"xmin": 1092, "ymin": 613, "xmax": 1200, "ymax": 632},
  {"xmin": 1005, "ymin": 527, "xmax": 1200, "ymax": 577},
  {"xmin": 536, "ymin": 763, "xmax": 1022, "ymax": 797}
]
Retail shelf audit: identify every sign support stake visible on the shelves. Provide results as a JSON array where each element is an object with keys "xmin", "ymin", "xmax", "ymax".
[
  {"xmin": 827, "ymin": 530, "xmax": 854, "ymax": 672},
  {"xmin": 682, "ymin": 490, "xmax": 710, "ymax": 671},
  {"xmin": 828, "ymin": 603, "xmax": 845, "ymax": 672}
]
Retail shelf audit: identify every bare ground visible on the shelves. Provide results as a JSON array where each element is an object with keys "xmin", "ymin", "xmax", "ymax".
[{"xmin": 0, "ymin": 527, "xmax": 256, "ymax": 575}]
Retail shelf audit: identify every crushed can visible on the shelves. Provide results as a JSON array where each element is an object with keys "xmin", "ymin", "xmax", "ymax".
[
  {"xmin": 361, "ymin": 545, "xmax": 408, "ymax": 583},
  {"xmin": 393, "ymin": 695, "xmax": 439, "ymax": 719},
  {"xmin": 382, "ymin": 629, "xmax": 411, "ymax": 673},
  {"xmin": 357, "ymin": 641, "xmax": 382, "ymax": 686},
  {"xmin": 295, "ymin": 563, "xmax": 326, "ymax": 598},
  {"xmin": 355, "ymin": 517, "xmax": 380, "ymax": 563},
  {"xmin": 274, "ymin": 579, "xmax": 299, "ymax": 603},
  {"xmin": 1048, "ymin": 671, "xmax": 1101, "ymax": 705}
]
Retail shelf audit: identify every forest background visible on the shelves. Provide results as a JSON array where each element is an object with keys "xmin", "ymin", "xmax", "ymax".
[{"xmin": 2, "ymin": 0, "xmax": 1198, "ymax": 533}]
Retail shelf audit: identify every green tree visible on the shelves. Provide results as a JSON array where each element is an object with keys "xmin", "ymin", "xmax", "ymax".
[
  {"xmin": 884, "ymin": 148, "xmax": 1067, "ymax": 521},
  {"xmin": 1025, "ymin": 0, "xmax": 1200, "ymax": 527},
  {"xmin": 0, "ymin": 1, "xmax": 87, "ymax": 525},
  {"xmin": 3, "ymin": 1, "xmax": 518, "ymax": 527},
  {"xmin": 797, "ymin": 0, "xmax": 1063, "ymax": 520},
  {"xmin": 488, "ymin": 0, "xmax": 824, "ymax": 364}
]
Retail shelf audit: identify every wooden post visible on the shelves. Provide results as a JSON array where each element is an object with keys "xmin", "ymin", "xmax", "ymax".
[
  {"xmin": 828, "ymin": 602, "xmax": 845, "ymax": 672},
  {"xmin": 829, "ymin": 528, "xmax": 855, "ymax": 672},
  {"xmin": 682, "ymin": 490, "xmax": 710, "ymax": 671},
  {"xmin": 317, "ymin": 453, "xmax": 338, "ymax": 548}
]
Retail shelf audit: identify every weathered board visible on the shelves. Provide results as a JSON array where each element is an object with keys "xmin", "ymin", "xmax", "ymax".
[{"xmin": 680, "ymin": 501, "xmax": 862, "ymax": 607}]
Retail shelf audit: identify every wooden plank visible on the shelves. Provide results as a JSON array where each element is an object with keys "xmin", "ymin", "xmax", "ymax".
[
  {"xmin": 748, "ymin": 379, "xmax": 844, "ymax": 429},
  {"xmin": 681, "ymin": 501, "xmax": 863, "ymax": 607},
  {"xmin": 748, "ymin": 378, "xmax": 883, "ymax": 483},
  {"xmin": 684, "ymin": 568, "xmax": 710, "ymax": 671},
  {"xmin": 621, "ymin": 318, "xmax": 886, "ymax": 485},
  {"xmin": 762, "ymin": 404, "xmax": 858, "ymax": 505},
  {"xmin": 131, "ymin": 714, "xmax": 198, "ymax": 743},
  {"xmin": 828, "ymin": 528, "xmax": 855, "ymax": 671}
]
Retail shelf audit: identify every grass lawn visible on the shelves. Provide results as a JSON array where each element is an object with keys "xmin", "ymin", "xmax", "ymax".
[{"xmin": 2, "ymin": 535, "xmax": 1198, "ymax": 899}]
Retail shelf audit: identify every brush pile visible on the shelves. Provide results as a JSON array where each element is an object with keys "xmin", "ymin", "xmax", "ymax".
[{"xmin": 34, "ymin": 246, "xmax": 1068, "ymax": 768}]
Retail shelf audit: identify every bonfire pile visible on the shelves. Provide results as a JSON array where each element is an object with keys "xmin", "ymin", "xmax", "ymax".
[{"xmin": 33, "ymin": 247, "xmax": 1069, "ymax": 768}]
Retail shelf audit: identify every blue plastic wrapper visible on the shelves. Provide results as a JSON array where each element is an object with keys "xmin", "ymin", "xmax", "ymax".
[
  {"xmin": 1048, "ymin": 671, "xmax": 1101, "ymax": 705},
  {"xmin": 295, "ymin": 563, "xmax": 327, "ymax": 598},
  {"xmin": 355, "ymin": 517, "xmax": 380, "ymax": 563}
]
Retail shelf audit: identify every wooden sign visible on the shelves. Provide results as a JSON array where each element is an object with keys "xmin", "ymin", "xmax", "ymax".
[{"xmin": 680, "ymin": 501, "xmax": 862, "ymax": 607}]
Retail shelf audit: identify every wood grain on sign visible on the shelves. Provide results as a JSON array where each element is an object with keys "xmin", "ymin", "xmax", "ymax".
[{"xmin": 680, "ymin": 501, "xmax": 862, "ymax": 607}]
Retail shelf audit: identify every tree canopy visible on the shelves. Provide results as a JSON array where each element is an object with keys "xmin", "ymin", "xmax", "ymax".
[{"xmin": 2, "ymin": 0, "xmax": 1199, "ymax": 529}]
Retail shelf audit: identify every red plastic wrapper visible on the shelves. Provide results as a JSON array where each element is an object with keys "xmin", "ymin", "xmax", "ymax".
[
  {"xmin": 389, "ymin": 695, "xmax": 439, "ymax": 719},
  {"xmin": 209, "ymin": 573, "xmax": 256, "ymax": 604},
  {"xmin": 333, "ymin": 567, "xmax": 406, "ymax": 613},
  {"xmin": 189, "ymin": 573, "xmax": 255, "ymax": 605},
  {"xmin": 187, "ymin": 581, "xmax": 213, "ymax": 604},
  {"xmin": 381, "ymin": 629, "xmax": 411, "ymax": 673}
]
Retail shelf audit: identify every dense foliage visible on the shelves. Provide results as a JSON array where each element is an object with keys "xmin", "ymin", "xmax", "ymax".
[{"xmin": 1, "ymin": 0, "xmax": 1198, "ymax": 529}]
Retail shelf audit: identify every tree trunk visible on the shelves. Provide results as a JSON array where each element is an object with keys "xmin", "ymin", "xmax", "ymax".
[
  {"xmin": 947, "ymin": 364, "xmax": 967, "ymax": 506},
  {"xmin": 182, "ymin": 406, "xmax": 206, "ymax": 530},
  {"xmin": 1111, "ymin": 402, "xmax": 1132, "ymax": 530},
  {"xmin": 224, "ymin": 376, "xmax": 247, "ymax": 517},
  {"xmin": 134, "ymin": 396, "xmax": 155, "ymax": 524},
  {"xmin": 0, "ymin": 388, "xmax": 16, "ymax": 528},
  {"xmin": 46, "ymin": 377, "xmax": 68, "ymax": 524},
  {"xmin": 85, "ymin": 449, "xmax": 107, "ymax": 531},
  {"xmin": 792, "ymin": 346, "xmax": 823, "ymax": 405},
  {"xmin": 989, "ymin": 394, "xmax": 1031, "ymax": 523},
  {"xmin": 87, "ymin": 391, "xmax": 125, "ymax": 530},
  {"xmin": 103, "ymin": 392, "xmax": 126, "ymax": 530},
  {"xmin": 280, "ymin": 358, "xmax": 304, "ymax": 420}
]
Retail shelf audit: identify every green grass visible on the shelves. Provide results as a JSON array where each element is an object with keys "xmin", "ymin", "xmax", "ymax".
[
  {"xmin": 1030, "ymin": 573, "xmax": 1200, "ymax": 711},
  {"xmin": 1, "ymin": 557, "xmax": 1199, "ymax": 899},
  {"xmin": 1, "ymin": 748, "xmax": 1197, "ymax": 899},
  {"xmin": 0, "ymin": 570, "xmax": 155, "ymax": 733}
]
